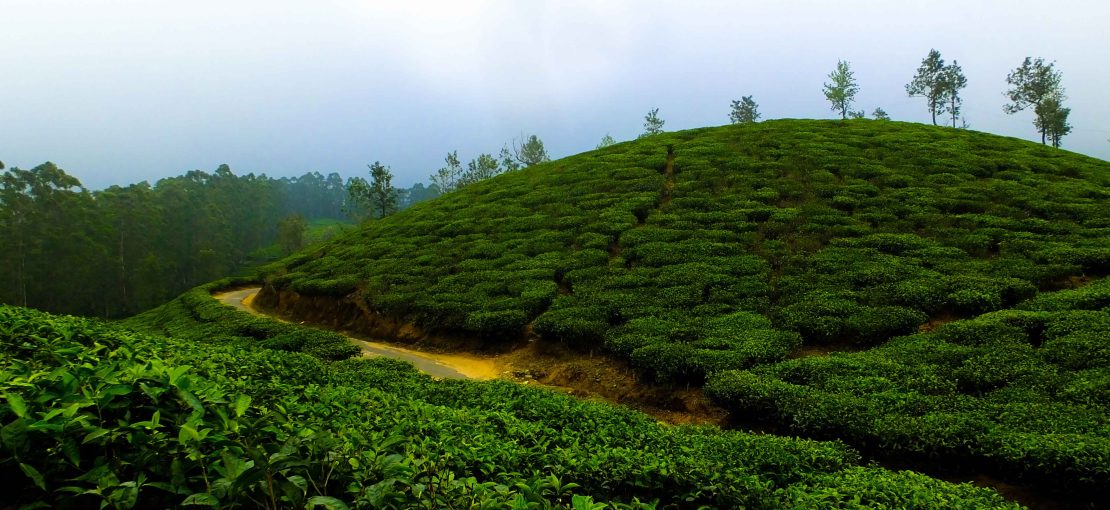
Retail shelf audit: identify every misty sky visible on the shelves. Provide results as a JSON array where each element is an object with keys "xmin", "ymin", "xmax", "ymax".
[{"xmin": 3, "ymin": 0, "xmax": 1108, "ymax": 189}]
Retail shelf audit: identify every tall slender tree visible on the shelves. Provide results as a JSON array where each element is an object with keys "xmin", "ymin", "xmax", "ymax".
[
  {"xmin": 823, "ymin": 60, "xmax": 859, "ymax": 120},
  {"xmin": 640, "ymin": 108, "xmax": 665, "ymax": 137},
  {"xmin": 941, "ymin": 60, "xmax": 968, "ymax": 128},
  {"xmin": 906, "ymin": 49, "xmax": 947, "ymax": 125},
  {"xmin": 367, "ymin": 161, "xmax": 398, "ymax": 219},
  {"xmin": 1004, "ymin": 57, "xmax": 1065, "ymax": 145},
  {"xmin": 1035, "ymin": 95, "xmax": 1072, "ymax": 148},
  {"xmin": 430, "ymin": 151, "xmax": 463, "ymax": 193}
]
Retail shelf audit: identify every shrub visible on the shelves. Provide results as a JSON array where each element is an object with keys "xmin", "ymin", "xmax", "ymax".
[
  {"xmin": 464, "ymin": 310, "xmax": 529, "ymax": 338},
  {"xmin": 532, "ymin": 306, "xmax": 609, "ymax": 346},
  {"xmin": 706, "ymin": 311, "xmax": 774, "ymax": 333},
  {"xmin": 631, "ymin": 342, "xmax": 699, "ymax": 382},
  {"xmin": 776, "ymin": 294, "xmax": 858, "ymax": 342},
  {"xmin": 844, "ymin": 306, "xmax": 928, "ymax": 344}
]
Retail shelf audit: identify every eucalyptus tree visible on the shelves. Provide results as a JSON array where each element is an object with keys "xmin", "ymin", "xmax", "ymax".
[
  {"xmin": 430, "ymin": 151, "xmax": 463, "ymax": 193},
  {"xmin": 367, "ymin": 161, "xmax": 398, "ymax": 219},
  {"xmin": 906, "ymin": 49, "xmax": 947, "ymax": 125},
  {"xmin": 1004, "ymin": 57, "xmax": 1065, "ymax": 145},
  {"xmin": 641, "ymin": 108, "xmax": 665, "ymax": 137},
  {"xmin": 941, "ymin": 60, "xmax": 967, "ymax": 128},
  {"xmin": 1035, "ymin": 96, "xmax": 1072, "ymax": 148},
  {"xmin": 823, "ymin": 60, "xmax": 859, "ymax": 120}
]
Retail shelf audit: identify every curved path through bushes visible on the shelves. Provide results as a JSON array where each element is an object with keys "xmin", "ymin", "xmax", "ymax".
[
  {"xmin": 213, "ymin": 287, "xmax": 496, "ymax": 380},
  {"xmin": 210, "ymin": 288, "xmax": 1063, "ymax": 508}
]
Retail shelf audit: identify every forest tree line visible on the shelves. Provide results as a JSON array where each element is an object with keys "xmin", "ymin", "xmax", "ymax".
[{"xmin": 0, "ymin": 161, "xmax": 436, "ymax": 318}]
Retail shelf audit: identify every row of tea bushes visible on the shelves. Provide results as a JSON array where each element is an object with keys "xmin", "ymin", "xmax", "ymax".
[
  {"xmin": 2, "ymin": 304, "xmax": 1023, "ymax": 508},
  {"xmin": 706, "ymin": 279, "xmax": 1110, "ymax": 499}
]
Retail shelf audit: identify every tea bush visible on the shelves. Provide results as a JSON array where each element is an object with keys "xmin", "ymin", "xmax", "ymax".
[
  {"xmin": 1, "ymin": 305, "xmax": 1025, "ymax": 509},
  {"xmin": 706, "ymin": 280, "xmax": 1110, "ymax": 499}
]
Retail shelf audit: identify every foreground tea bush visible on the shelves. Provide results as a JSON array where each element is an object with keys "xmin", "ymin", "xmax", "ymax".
[
  {"xmin": 1, "ymin": 305, "xmax": 1022, "ymax": 509},
  {"xmin": 130, "ymin": 276, "xmax": 360, "ymax": 361}
]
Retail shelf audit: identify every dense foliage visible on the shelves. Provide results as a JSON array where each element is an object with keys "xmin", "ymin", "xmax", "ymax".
[
  {"xmin": 1, "ymin": 301, "xmax": 1023, "ymax": 508},
  {"xmin": 261, "ymin": 120, "xmax": 1109, "ymax": 498},
  {"xmin": 267, "ymin": 120, "xmax": 1107, "ymax": 373},
  {"xmin": 129, "ymin": 277, "xmax": 360, "ymax": 362},
  {"xmin": 0, "ymin": 164, "xmax": 434, "ymax": 318},
  {"xmin": 707, "ymin": 278, "xmax": 1110, "ymax": 499}
]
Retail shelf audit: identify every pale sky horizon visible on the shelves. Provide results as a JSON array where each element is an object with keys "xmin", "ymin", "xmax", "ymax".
[{"xmin": 2, "ymin": 0, "xmax": 1108, "ymax": 189}]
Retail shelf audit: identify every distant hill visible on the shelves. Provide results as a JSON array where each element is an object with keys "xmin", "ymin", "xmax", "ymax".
[{"xmin": 254, "ymin": 119, "xmax": 1110, "ymax": 499}]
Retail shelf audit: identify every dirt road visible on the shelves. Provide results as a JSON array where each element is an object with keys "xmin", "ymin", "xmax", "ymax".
[{"xmin": 212, "ymin": 287, "xmax": 496, "ymax": 380}]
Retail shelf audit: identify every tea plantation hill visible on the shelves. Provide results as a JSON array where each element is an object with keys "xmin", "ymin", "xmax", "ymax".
[{"xmin": 257, "ymin": 119, "xmax": 1110, "ymax": 500}]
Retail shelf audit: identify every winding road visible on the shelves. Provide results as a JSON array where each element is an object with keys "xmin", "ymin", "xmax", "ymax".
[{"xmin": 213, "ymin": 287, "xmax": 494, "ymax": 380}]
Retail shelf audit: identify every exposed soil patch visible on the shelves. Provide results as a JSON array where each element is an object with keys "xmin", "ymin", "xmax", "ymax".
[
  {"xmin": 918, "ymin": 311, "xmax": 958, "ymax": 333},
  {"xmin": 495, "ymin": 340, "xmax": 727, "ymax": 426},
  {"xmin": 1044, "ymin": 274, "xmax": 1093, "ymax": 291}
]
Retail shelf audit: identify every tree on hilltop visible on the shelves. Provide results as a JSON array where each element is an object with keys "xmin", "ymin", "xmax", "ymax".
[
  {"xmin": 500, "ymin": 134, "xmax": 549, "ymax": 172},
  {"xmin": 347, "ymin": 161, "xmax": 398, "ymax": 220},
  {"xmin": 1004, "ymin": 57, "xmax": 1066, "ymax": 145},
  {"xmin": 729, "ymin": 95, "xmax": 761, "ymax": 124},
  {"xmin": 596, "ymin": 133, "xmax": 616, "ymax": 149},
  {"xmin": 823, "ymin": 60, "xmax": 859, "ymax": 120},
  {"xmin": 906, "ymin": 49, "xmax": 948, "ymax": 125},
  {"xmin": 941, "ymin": 60, "xmax": 967, "ymax": 128},
  {"xmin": 368, "ymin": 161, "xmax": 398, "ymax": 218},
  {"xmin": 430, "ymin": 151, "xmax": 463, "ymax": 194},
  {"xmin": 640, "ymin": 108, "xmax": 665, "ymax": 137},
  {"xmin": 1035, "ymin": 95, "xmax": 1072, "ymax": 148},
  {"xmin": 459, "ymin": 153, "xmax": 501, "ymax": 187}
]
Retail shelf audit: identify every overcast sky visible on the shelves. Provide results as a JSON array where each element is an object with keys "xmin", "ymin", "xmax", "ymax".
[{"xmin": 2, "ymin": 0, "xmax": 1108, "ymax": 189}]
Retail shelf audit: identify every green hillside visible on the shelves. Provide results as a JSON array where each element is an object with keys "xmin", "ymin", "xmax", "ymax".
[
  {"xmin": 258, "ymin": 119, "xmax": 1110, "ymax": 498},
  {"xmin": 5, "ymin": 119, "xmax": 1107, "ymax": 508}
]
